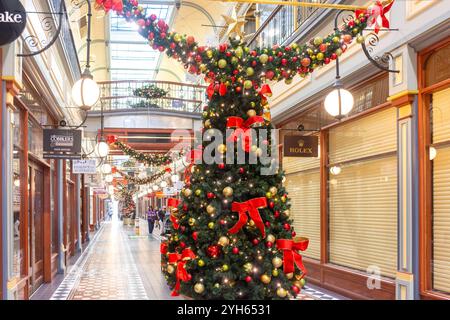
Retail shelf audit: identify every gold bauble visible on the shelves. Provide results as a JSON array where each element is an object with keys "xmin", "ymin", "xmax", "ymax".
[
  {"xmin": 283, "ymin": 210, "xmax": 290, "ymax": 217},
  {"xmin": 260, "ymin": 274, "xmax": 271, "ymax": 284},
  {"xmin": 195, "ymin": 189, "xmax": 202, "ymax": 196},
  {"xmin": 184, "ymin": 188, "xmax": 192, "ymax": 197},
  {"xmin": 194, "ymin": 283, "xmax": 205, "ymax": 294},
  {"xmin": 269, "ymin": 186, "xmax": 278, "ymax": 195},
  {"xmin": 173, "ymin": 235, "xmax": 179, "ymax": 241},
  {"xmin": 281, "ymin": 196, "xmax": 287, "ymax": 203},
  {"xmin": 204, "ymin": 119, "xmax": 212, "ymax": 128},
  {"xmin": 206, "ymin": 205, "xmax": 216, "ymax": 214},
  {"xmin": 266, "ymin": 234, "xmax": 276, "ymax": 243},
  {"xmin": 272, "ymin": 257, "xmax": 283, "ymax": 268},
  {"xmin": 208, "ymin": 222, "xmax": 215, "ymax": 229},
  {"xmin": 248, "ymin": 219, "xmax": 255, "ymax": 227},
  {"xmin": 276, "ymin": 287, "xmax": 287, "ymax": 298},
  {"xmin": 243, "ymin": 262, "xmax": 253, "ymax": 273},
  {"xmin": 167, "ymin": 265, "xmax": 175, "ymax": 274},
  {"xmin": 286, "ymin": 273, "xmax": 294, "ymax": 279},
  {"xmin": 272, "ymin": 269, "xmax": 279, "ymax": 277},
  {"xmin": 218, "ymin": 236, "xmax": 230, "ymax": 247},
  {"xmin": 265, "ymin": 192, "xmax": 272, "ymax": 199},
  {"xmin": 223, "ymin": 187, "xmax": 233, "ymax": 197},
  {"xmin": 293, "ymin": 280, "xmax": 302, "ymax": 288},
  {"xmin": 247, "ymin": 109, "xmax": 257, "ymax": 117},
  {"xmin": 217, "ymin": 144, "xmax": 227, "ymax": 154},
  {"xmin": 188, "ymin": 218, "xmax": 196, "ymax": 226},
  {"xmin": 206, "ymin": 50, "xmax": 213, "ymax": 59},
  {"xmin": 198, "ymin": 259, "xmax": 205, "ymax": 267},
  {"xmin": 222, "ymin": 264, "xmax": 229, "ymax": 271}
]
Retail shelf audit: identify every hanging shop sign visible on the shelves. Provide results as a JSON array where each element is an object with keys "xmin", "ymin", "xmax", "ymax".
[
  {"xmin": 284, "ymin": 135, "xmax": 319, "ymax": 157},
  {"xmin": 43, "ymin": 129, "xmax": 82, "ymax": 159},
  {"xmin": 73, "ymin": 159, "xmax": 97, "ymax": 174},
  {"xmin": 0, "ymin": 0, "xmax": 27, "ymax": 46}
]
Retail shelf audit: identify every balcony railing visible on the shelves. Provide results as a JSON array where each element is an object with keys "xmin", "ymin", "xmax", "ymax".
[
  {"xmin": 248, "ymin": 0, "xmax": 327, "ymax": 49},
  {"xmin": 96, "ymin": 80, "xmax": 207, "ymax": 113}
]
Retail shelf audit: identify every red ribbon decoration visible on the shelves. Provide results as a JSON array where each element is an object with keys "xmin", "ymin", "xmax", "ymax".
[
  {"xmin": 276, "ymin": 237, "xmax": 309, "ymax": 276},
  {"xmin": 226, "ymin": 116, "xmax": 265, "ymax": 152},
  {"xmin": 228, "ymin": 197, "xmax": 268, "ymax": 238},
  {"xmin": 207, "ymin": 83, "xmax": 215, "ymax": 99},
  {"xmin": 160, "ymin": 242, "xmax": 168, "ymax": 254},
  {"xmin": 170, "ymin": 215, "xmax": 180, "ymax": 230},
  {"xmin": 167, "ymin": 249, "xmax": 196, "ymax": 296},
  {"xmin": 168, "ymin": 198, "xmax": 180, "ymax": 208},
  {"xmin": 259, "ymin": 84, "xmax": 272, "ymax": 104},
  {"xmin": 355, "ymin": 0, "xmax": 394, "ymax": 34}
]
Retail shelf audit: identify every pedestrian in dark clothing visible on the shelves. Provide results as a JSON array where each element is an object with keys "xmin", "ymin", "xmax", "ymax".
[{"xmin": 147, "ymin": 206, "xmax": 157, "ymax": 235}]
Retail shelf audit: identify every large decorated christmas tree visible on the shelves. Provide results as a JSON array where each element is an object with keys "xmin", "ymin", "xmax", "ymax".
[{"xmin": 97, "ymin": 0, "xmax": 392, "ymax": 299}]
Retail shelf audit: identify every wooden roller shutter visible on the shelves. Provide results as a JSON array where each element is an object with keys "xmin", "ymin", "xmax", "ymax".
[
  {"xmin": 329, "ymin": 108, "xmax": 397, "ymax": 164},
  {"xmin": 328, "ymin": 107, "xmax": 398, "ymax": 278},
  {"xmin": 432, "ymin": 87, "xmax": 450, "ymax": 293},
  {"xmin": 284, "ymin": 140, "xmax": 321, "ymax": 260}
]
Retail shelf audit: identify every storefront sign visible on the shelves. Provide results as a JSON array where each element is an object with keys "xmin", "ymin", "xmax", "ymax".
[
  {"xmin": 43, "ymin": 129, "xmax": 82, "ymax": 159},
  {"xmin": 73, "ymin": 159, "xmax": 97, "ymax": 174},
  {"xmin": 0, "ymin": 0, "xmax": 27, "ymax": 46},
  {"xmin": 284, "ymin": 135, "xmax": 319, "ymax": 157}
]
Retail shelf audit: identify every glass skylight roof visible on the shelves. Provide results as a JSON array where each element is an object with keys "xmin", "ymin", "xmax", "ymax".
[{"xmin": 109, "ymin": 3, "xmax": 174, "ymax": 81}]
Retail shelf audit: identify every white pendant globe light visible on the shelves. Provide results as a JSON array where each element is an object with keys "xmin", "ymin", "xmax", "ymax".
[
  {"xmin": 105, "ymin": 174, "xmax": 113, "ymax": 183},
  {"xmin": 330, "ymin": 165, "xmax": 342, "ymax": 176},
  {"xmin": 101, "ymin": 163, "xmax": 112, "ymax": 174},
  {"xmin": 72, "ymin": 76, "xmax": 100, "ymax": 111},
  {"xmin": 152, "ymin": 185, "xmax": 159, "ymax": 191},
  {"xmin": 160, "ymin": 181, "xmax": 168, "ymax": 188},
  {"xmin": 96, "ymin": 141, "xmax": 110, "ymax": 158},
  {"xmin": 324, "ymin": 86, "xmax": 354, "ymax": 119},
  {"xmin": 171, "ymin": 174, "xmax": 179, "ymax": 183}
]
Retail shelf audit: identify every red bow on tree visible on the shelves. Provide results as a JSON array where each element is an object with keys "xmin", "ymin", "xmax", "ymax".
[
  {"xmin": 167, "ymin": 249, "xmax": 196, "ymax": 296},
  {"xmin": 226, "ymin": 116, "xmax": 265, "ymax": 152},
  {"xmin": 356, "ymin": 0, "xmax": 394, "ymax": 34},
  {"xmin": 160, "ymin": 242, "xmax": 168, "ymax": 255},
  {"xmin": 168, "ymin": 198, "xmax": 180, "ymax": 208},
  {"xmin": 276, "ymin": 237, "xmax": 309, "ymax": 276},
  {"xmin": 106, "ymin": 135, "xmax": 118, "ymax": 144},
  {"xmin": 228, "ymin": 197, "xmax": 268, "ymax": 238},
  {"xmin": 96, "ymin": 0, "xmax": 124, "ymax": 13},
  {"xmin": 170, "ymin": 215, "xmax": 179, "ymax": 230}
]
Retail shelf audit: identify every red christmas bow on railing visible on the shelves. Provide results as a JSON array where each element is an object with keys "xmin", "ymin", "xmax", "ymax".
[
  {"xmin": 160, "ymin": 242, "xmax": 168, "ymax": 254},
  {"xmin": 228, "ymin": 197, "xmax": 267, "ymax": 238},
  {"xmin": 259, "ymin": 84, "xmax": 272, "ymax": 104},
  {"xmin": 356, "ymin": 0, "xmax": 394, "ymax": 34},
  {"xmin": 226, "ymin": 116, "xmax": 265, "ymax": 152},
  {"xmin": 167, "ymin": 249, "xmax": 196, "ymax": 296},
  {"xmin": 276, "ymin": 237, "xmax": 309, "ymax": 276}
]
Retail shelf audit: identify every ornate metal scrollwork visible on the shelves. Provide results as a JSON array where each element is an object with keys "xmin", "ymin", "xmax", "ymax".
[
  {"xmin": 361, "ymin": 32, "xmax": 399, "ymax": 73},
  {"xmin": 18, "ymin": 0, "xmax": 66, "ymax": 57}
]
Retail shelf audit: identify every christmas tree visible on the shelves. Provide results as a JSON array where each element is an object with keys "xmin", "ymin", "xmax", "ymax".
[{"xmin": 97, "ymin": 0, "xmax": 388, "ymax": 299}]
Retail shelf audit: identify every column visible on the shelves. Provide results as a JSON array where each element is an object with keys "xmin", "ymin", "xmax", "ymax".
[
  {"xmin": 75, "ymin": 175, "xmax": 82, "ymax": 252},
  {"xmin": 57, "ymin": 160, "xmax": 65, "ymax": 274},
  {"xmin": 388, "ymin": 44, "xmax": 419, "ymax": 300}
]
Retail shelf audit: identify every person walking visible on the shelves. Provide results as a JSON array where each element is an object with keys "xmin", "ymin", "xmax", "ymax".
[
  {"xmin": 158, "ymin": 206, "xmax": 166, "ymax": 235},
  {"xmin": 147, "ymin": 206, "xmax": 157, "ymax": 236}
]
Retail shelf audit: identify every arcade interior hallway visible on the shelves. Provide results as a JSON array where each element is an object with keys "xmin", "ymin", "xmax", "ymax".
[{"xmin": 29, "ymin": 217, "xmax": 344, "ymax": 301}]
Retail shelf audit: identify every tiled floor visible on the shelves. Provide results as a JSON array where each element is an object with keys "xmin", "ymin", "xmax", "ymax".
[{"xmin": 43, "ymin": 218, "xmax": 344, "ymax": 300}]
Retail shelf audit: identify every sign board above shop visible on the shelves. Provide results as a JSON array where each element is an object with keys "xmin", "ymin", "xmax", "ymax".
[
  {"xmin": 43, "ymin": 129, "xmax": 82, "ymax": 160},
  {"xmin": 283, "ymin": 135, "xmax": 319, "ymax": 158},
  {"xmin": 0, "ymin": 0, "xmax": 27, "ymax": 46},
  {"xmin": 72, "ymin": 159, "xmax": 97, "ymax": 174}
]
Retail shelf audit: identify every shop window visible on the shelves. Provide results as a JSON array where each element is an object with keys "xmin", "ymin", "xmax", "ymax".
[
  {"xmin": 328, "ymin": 107, "xmax": 398, "ymax": 278},
  {"xmin": 425, "ymin": 43, "xmax": 450, "ymax": 88},
  {"xmin": 52, "ymin": 162, "xmax": 58, "ymax": 254},
  {"xmin": 28, "ymin": 119, "xmax": 43, "ymax": 158},
  {"xmin": 430, "ymin": 86, "xmax": 450, "ymax": 294},
  {"xmin": 12, "ymin": 109, "xmax": 23, "ymax": 278}
]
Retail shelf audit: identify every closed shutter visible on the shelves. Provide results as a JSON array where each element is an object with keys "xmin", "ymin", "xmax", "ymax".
[
  {"xmin": 284, "ymin": 142, "xmax": 321, "ymax": 260},
  {"xmin": 329, "ymin": 108, "xmax": 397, "ymax": 164},
  {"xmin": 432, "ymin": 87, "xmax": 450, "ymax": 293},
  {"xmin": 285, "ymin": 170, "xmax": 320, "ymax": 260},
  {"xmin": 328, "ymin": 107, "xmax": 397, "ymax": 278}
]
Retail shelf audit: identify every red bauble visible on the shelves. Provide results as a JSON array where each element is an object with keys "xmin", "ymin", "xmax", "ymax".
[
  {"xmin": 331, "ymin": 53, "xmax": 337, "ymax": 60},
  {"xmin": 251, "ymin": 50, "xmax": 257, "ymax": 57},
  {"xmin": 220, "ymin": 219, "xmax": 226, "ymax": 226},
  {"xmin": 180, "ymin": 226, "xmax": 186, "ymax": 232},
  {"xmin": 291, "ymin": 231, "xmax": 297, "ymax": 237},
  {"xmin": 277, "ymin": 51, "xmax": 283, "ymax": 57},
  {"xmin": 292, "ymin": 285, "xmax": 300, "ymax": 294},
  {"xmin": 187, "ymin": 274, "xmax": 192, "ymax": 281},
  {"xmin": 186, "ymin": 36, "xmax": 195, "ymax": 46},
  {"xmin": 218, "ymin": 163, "xmax": 225, "ymax": 169},
  {"xmin": 245, "ymin": 276, "xmax": 252, "ymax": 283},
  {"xmin": 207, "ymin": 245, "xmax": 221, "ymax": 258},
  {"xmin": 235, "ymin": 86, "xmax": 242, "ymax": 93},
  {"xmin": 268, "ymin": 56, "xmax": 274, "ymax": 62},
  {"xmin": 324, "ymin": 58, "xmax": 330, "ymax": 64},
  {"xmin": 252, "ymin": 60, "xmax": 257, "ymax": 67},
  {"xmin": 301, "ymin": 57, "xmax": 311, "ymax": 67},
  {"xmin": 283, "ymin": 223, "xmax": 291, "ymax": 231},
  {"xmin": 266, "ymin": 70, "xmax": 275, "ymax": 80},
  {"xmin": 232, "ymin": 247, "xmax": 239, "ymax": 254},
  {"xmin": 207, "ymin": 192, "xmax": 215, "ymax": 199},
  {"xmin": 269, "ymin": 202, "xmax": 275, "ymax": 209},
  {"xmin": 252, "ymin": 239, "xmax": 259, "ymax": 246},
  {"xmin": 192, "ymin": 232, "xmax": 198, "ymax": 241},
  {"xmin": 219, "ymin": 43, "xmax": 227, "ymax": 52},
  {"xmin": 169, "ymin": 42, "xmax": 176, "ymax": 50},
  {"xmin": 281, "ymin": 58, "xmax": 288, "ymax": 66},
  {"xmin": 292, "ymin": 56, "xmax": 298, "ymax": 63},
  {"xmin": 319, "ymin": 43, "xmax": 327, "ymax": 53},
  {"xmin": 266, "ymin": 241, "xmax": 273, "ymax": 248},
  {"xmin": 183, "ymin": 204, "xmax": 188, "ymax": 211},
  {"xmin": 265, "ymin": 221, "xmax": 271, "ymax": 227},
  {"xmin": 274, "ymin": 211, "xmax": 280, "ymax": 218},
  {"xmin": 180, "ymin": 241, "xmax": 186, "ymax": 248},
  {"xmin": 219, "ymin": 83, "xmax": 227, "ymax": 96},
  {"xmin": 239, "ymin": 168, "xmax": 245, "ymax": 174}
]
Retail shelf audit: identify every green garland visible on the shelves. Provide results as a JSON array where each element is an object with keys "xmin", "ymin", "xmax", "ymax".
[
  {"xmin": 114, "ymin": 141, "xmax": 173, "ymax": 166},
  {"xmin": 119, "ymin": 168, "xmax": 168, "ymax": 185},
  {"xmin": 133, "ymin": 84, "xmax": 168, "ymax": 100}
]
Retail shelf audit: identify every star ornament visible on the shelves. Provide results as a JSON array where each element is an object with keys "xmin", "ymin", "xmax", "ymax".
[{"xmin": 222, "ymin": 8, "xmax": 246, "ymax": 39}]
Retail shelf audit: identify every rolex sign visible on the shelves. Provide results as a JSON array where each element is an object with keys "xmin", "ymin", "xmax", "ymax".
[{"xmin": 0, "ymin": 0, "xmax": 27, "ymax": 46}]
